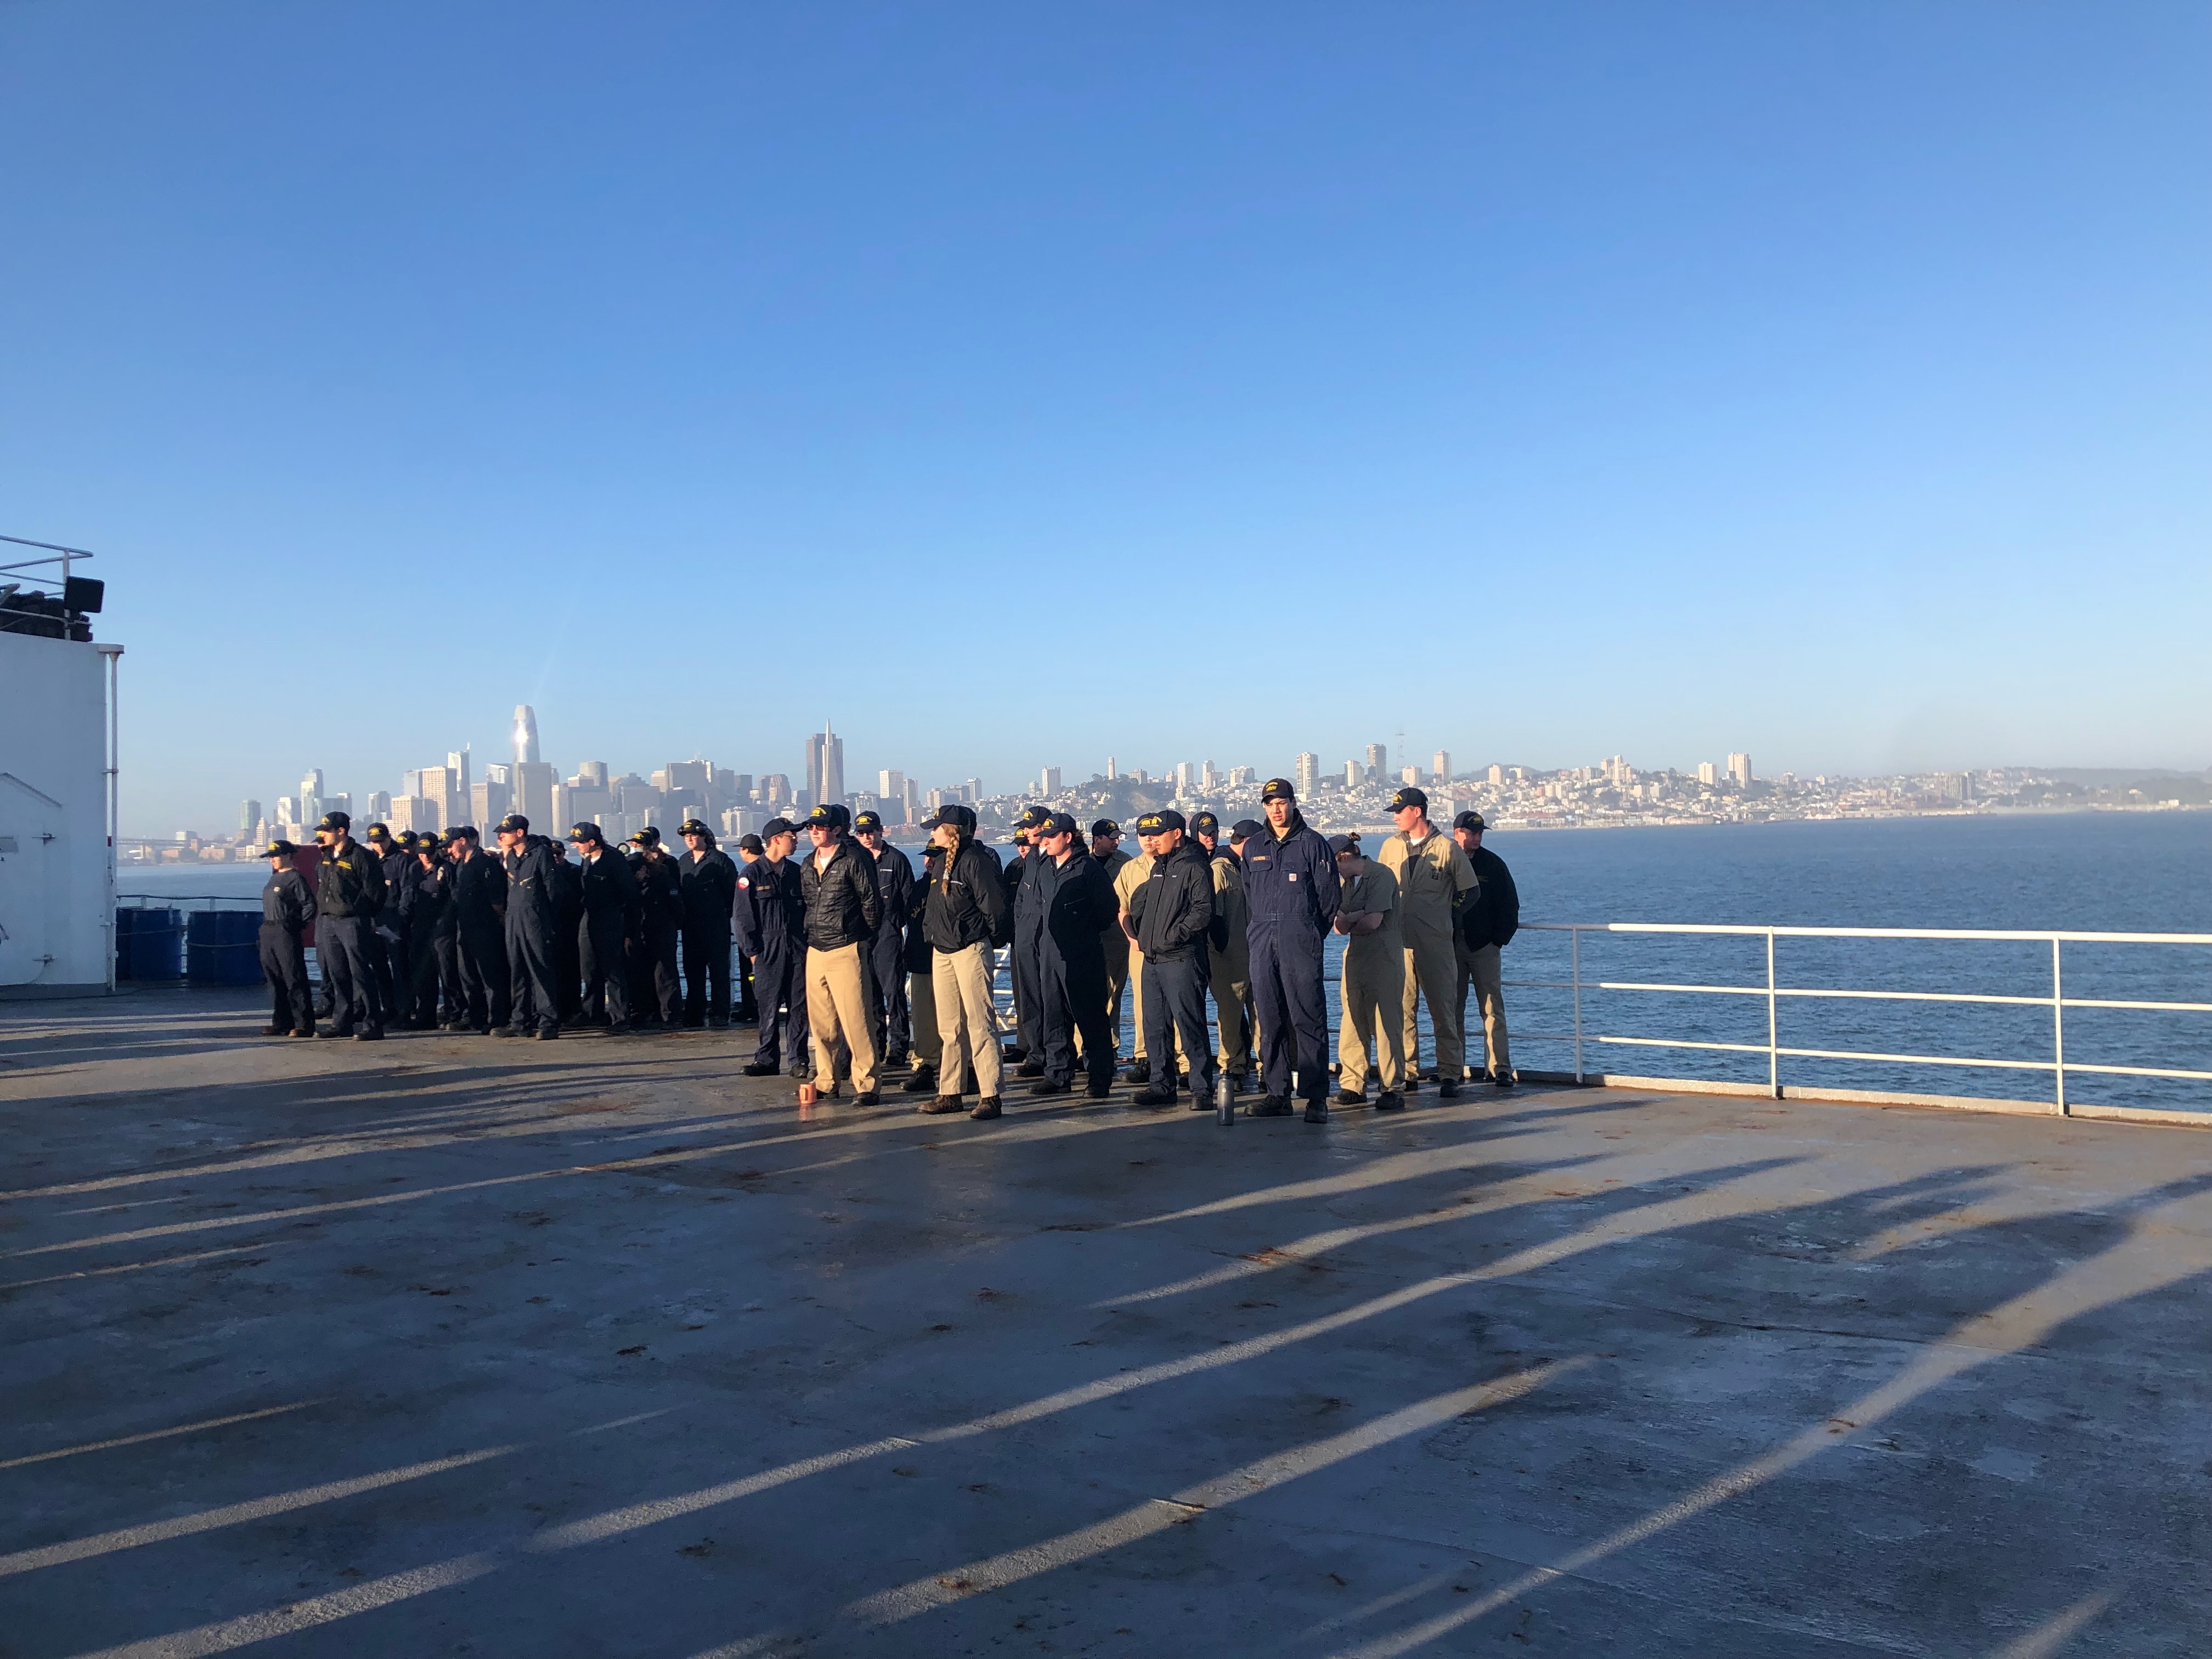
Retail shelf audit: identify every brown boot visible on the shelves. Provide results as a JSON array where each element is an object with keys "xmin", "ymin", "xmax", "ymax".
[
  {"xmin": 919, "ymin": 1096, "xmax": 964, "ymax": 1115},
  {"xmin": 969, "ymin": 1096, "xmax": 1002, "ymax": 1120}
]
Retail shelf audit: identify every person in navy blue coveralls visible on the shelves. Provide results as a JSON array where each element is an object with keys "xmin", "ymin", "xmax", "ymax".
[
  {"xmin": 1239, "ymin": 778, "xmax": 1341, "ymax": 1121},
  {"xmin": 735, "ymin": 817, "xmax": 811, "ymax": 1077}
]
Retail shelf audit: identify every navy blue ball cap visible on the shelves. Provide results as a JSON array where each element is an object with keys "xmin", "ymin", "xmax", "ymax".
[
  {"xmin": 495, "ymin": 814, "xmax": 529, "ymax": 835},
  {"xmin": 1260, "ymin": 778, "xmax": 1296, "ymax": 803}
]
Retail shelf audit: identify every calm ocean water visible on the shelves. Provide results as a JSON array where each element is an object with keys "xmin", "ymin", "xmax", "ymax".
[{"xmin": 123, "ymin": 812, "xmax": 2210, "ymax": 1113}]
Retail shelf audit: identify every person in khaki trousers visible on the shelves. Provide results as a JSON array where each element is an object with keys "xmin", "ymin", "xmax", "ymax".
[
  {"xmin": 1111, "ymin": 843, "xmax": 1154, "ymax": 1079},
  {"xmin": 916, "ymin": 804, "xmax": 1013, "ymax": 1120},
  {"xmin": 1376, "ymin": 786, "xmax": 1475, "ymax": 1099},
  {"xmin": 795, "ymin": 803, "xmax": 882, "ymax": 1108},
  {"xmin": 1330, "ymin": 834, "xmax": 1406, "ymax": 1110}
]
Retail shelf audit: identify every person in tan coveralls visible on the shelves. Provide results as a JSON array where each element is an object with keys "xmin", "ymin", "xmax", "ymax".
[
  {"xmin": 1112, "ymin": 843, "xmax": 1154, "ymax": 1079},
  {"xmin": 1376, "ymin": 786, "xmax": 1474, "ymax": 1100},
  {"xmin": 1330, "ymin": 833, "xmax": 1406, "ymax": 1110}
]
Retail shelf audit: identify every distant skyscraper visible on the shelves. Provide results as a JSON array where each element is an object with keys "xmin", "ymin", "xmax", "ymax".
[
  {"xmin": 449, "ymin": 749, "xmax": 471, "ymax": 819},
  {"xmin": 1344, "ymin": 760, "xmax": 1360, "ymax": 787},
  {"xmin": 804, "ymin": 720, "xmax": 845, "ymax": 810},
  {"xmin": 471, "ymin": 779, "xmax": 510, "ymax": 827},
  {"xmin": 1364, "ymin": 743, "xmax": 1387, "ymax": 783},
  {"xmin": 1041, "ymin": 766, "xmax": 1063, "ymax": 794},
  {"xmin": 1201, "ymin": 760, "xmax": 1220, "ymax": 792},
  {"xmin": 515, "ymin": 760, "xmax": 556, "ymax": 828},
  {"xmin": 1698, "ymin": 761, "xmax": 1719, "ymax": 787},
  {"xmin": 1400, "ymin": 764, "xmax": 1421, "ymax": 787},
  {"xmin": 1488, "ymin": 764, "xmax": 1505, "ymax": 786},
  {"xmin": 878, "ymin": 769, "xmax": 904, "ymax": 800},
  {"xmin": 238, "ymin": 799, "xmax": 261, "ymax": 837},
  {"xmin": 1172, "ymin": 763, "xmax": 1194, "ymax": 794},
  {"xmin": 574, "ymin": 760, "xmax": 610, "ymax": 789},
  {"xmin": 1431, "ymin": 750, "xmax": 1451, "ymax": 783},
  {"xmin": 1295, "ymin": 752, "xmax": 1320, "ymax": 795},
  {"xmin": 1728, "ymin": 752, "xmax": 1752, "ymax": 787},
  {"xmin": 513, "ymin": 706, "xmax": 540, "ymax": 765}
]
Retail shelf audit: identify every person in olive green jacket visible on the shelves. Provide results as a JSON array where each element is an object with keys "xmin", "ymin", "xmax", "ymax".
[
  {"xmin": 1376, "ymin": 787, "xmax": 1475, "ymax": 1098},
  {"xmin": 1331, "ymin": 834, "xmax": 1406, "ymax": 1109}
]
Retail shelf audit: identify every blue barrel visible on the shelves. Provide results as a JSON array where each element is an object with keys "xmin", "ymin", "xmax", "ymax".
[
  {"xmin": 126, "ymin": 908, "xmax": 184, "ymax": 981},
  {"xmin": 187, "ymin": 910, "xmax": 263, "ymax": 985}
]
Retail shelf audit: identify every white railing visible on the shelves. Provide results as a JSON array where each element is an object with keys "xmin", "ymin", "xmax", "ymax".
[{"xmin": 1507, "ymin": 923, "xmax": 2212, "ymax": 1117}]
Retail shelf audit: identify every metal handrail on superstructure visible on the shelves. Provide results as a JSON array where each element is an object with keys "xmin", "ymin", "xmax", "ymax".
[{"xmin": 1505, "ymin": 922, "xmax": 2212, "ymax": 1115}]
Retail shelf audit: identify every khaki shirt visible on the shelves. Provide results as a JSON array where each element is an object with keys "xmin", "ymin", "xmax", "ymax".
[
  {"xmin": 1208, "ymin": 851, "xmax": 1250, "ymax": 973},
  {"xmin": 1378, "ymin": 828, "xmax": 1474, "ymax": 941},
  {"xmin": 1113, "ymin": 851, "xmax": 1153, "ymax": 946},
  {"xmin": 1338, "ymin": 857, "xmax": 1402, "ymax": 967}
]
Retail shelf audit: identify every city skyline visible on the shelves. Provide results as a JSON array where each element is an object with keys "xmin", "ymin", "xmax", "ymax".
[{"xmin": 184, "ymin": 698, "xmax": 2209, "ymax": 854}]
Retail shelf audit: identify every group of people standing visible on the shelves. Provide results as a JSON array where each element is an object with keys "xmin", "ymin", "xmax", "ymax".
[
  {"xmin": 255, "ymin": 810, "xmax": 751, "ymax": 1042},
  {"xmin": 254, "ymin": 777, "xmax": 1517, "ymax": 1127}
]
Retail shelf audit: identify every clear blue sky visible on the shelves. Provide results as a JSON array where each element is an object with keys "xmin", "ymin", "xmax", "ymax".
[{"xmin": 3, "ymin": 3, "xmax": 2205, "ymax": 834}]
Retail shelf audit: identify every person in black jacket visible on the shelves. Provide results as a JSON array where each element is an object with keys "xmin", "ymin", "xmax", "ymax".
[
  {"xmin": 796, "ymin": 803, "xmax": 883, "ymax": 1104},
  {"xmin": 1023, "ymin": 812, "xmax": 1118, "ymax": 1099},
  {"xmin": 547, "ymin": 836, "xmax": 585, "ymax": 1025},
  {"xmin": 571, "ymin": 823, "xmax": 637, "ymax": 1030},
  {"xmin": 1452, "ymin": 811, "xmax": 1519, "ymax": 1088},
  {"xmin": 900, "ymin": 843, "xmax": 941, "ymax": 1095},
  {"xmin": 257, "ymin": 839, "xmax": 318, "ymax": 1036},
  {"xmin": 918, "ymin": 803, "xmax": 1011, "ymax": 1118},
  {"xmin": 627, "ymin": 828, "xmax": 685, "ymax": 1031},
  {"xmin": 446, "ymin": 826, "xmax": 510, "ymax": 1034},
  {"xmin": 400, "ymin": 833, "xmax": 458, "ymax": 1029},
  {"xmin": 496, "ymin": 815, "xmax": 564, "ymax": 1039},
  {"xmin": 735, "ymin": 818, "xmax": 809, "ymax": 1076},
  {"xmin": 312, "ymin": 812, "xmax": 387, "ymax": 1040},
  {"xmin": 677, "ymin": 820, "xmax": 739, "ymax": 1029},
  {"xmin": 853, "ymin": 811, "xmax": 915, "ymax": 1066},
  {"xmin": 366, "ymin": 825, "xmax": 411, "ymax": 1024},
  {"xmin": 1123, "ymin": 810, "xmax": 1219, "ymax": 1108},
  {"xmin": 732, "ymin": 833, "xmax": 765, "ymax": 1024},
  {"xmin": 1005, "ymin": 812, "xmax": 1049, "ymax": 1070}
]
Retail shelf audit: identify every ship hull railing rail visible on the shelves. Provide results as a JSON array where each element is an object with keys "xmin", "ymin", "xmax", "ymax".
[{"xmin": 1505, "ymin": 922, "xmax": 2211, "ymax": 1127}]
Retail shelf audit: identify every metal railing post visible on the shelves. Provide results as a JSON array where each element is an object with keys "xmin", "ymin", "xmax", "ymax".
[
  {"xmin": 2052, "ymin": 936, "xmax": 2067, "ymax": 1116},
  {"xmin": 1571, "ymin": 927, "xmax": 1584, "ymax": 1083},
  {"xmin": 1767, "ymin": 929, "xmax": 1780, "ymax": 1098}
]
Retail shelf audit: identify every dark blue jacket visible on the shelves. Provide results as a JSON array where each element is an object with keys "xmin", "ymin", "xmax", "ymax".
[
  {"xmin": 502, "ymin": 837, "xmax": 564, "ymax": 932},
  {"xmin": 1239, "ymin": 813, "xmax": 1340, "ymax": 944},
  {"xmin": 867, "ymin": 845, "xmax": 915, "ymax": 956},
  {"xmin": 1031, "ymin": 847, "xmax": 1115, "ymax": 985},
  {"xmin": 450, "ymin": 848, "xmax": 507, "ymax": 930},
  {"xmin": 733, "ymin": 856, "xmax": 805, "ymax": 957}
]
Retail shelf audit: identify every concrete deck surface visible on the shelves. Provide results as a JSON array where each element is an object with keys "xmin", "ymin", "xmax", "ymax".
[{"xmin": 2, "ymin": 988, "xmax": 2207, "ymax": 1658}]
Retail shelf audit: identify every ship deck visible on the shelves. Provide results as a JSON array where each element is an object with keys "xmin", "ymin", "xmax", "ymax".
[{"xmin": 3, "ymin": 987, "xmax": 2208, "ymax": 1658}]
